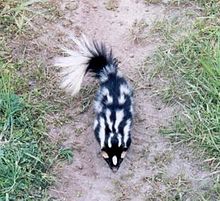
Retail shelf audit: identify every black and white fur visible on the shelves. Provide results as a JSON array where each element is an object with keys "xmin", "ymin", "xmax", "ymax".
[{"xmin": 55, "ymin": 35, "xmax": 133, "ymax": 172}]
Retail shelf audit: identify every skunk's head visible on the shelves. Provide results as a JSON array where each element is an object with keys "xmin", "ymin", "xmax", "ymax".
[{"xmin": 101, "ymin": 134, "xmax": 131, "ymax": 172}]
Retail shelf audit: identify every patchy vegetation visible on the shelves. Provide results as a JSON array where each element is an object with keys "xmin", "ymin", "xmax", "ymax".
[
  {"xmin": 148, "ymin": 1, "xmax": 220, "ymax": 199},
  {"xmin": 152, "ymin": 0, "xmax": 220, "ymax": 166},
  {"xmin": 0, "ymin": 64, "xmax": 53, "ymax": 200},
  {"xmin": 157, "ymin": 27, "xmax": 220, "ymax": 161},
  {"xmin": 0, "ymin": 0, "xmax": 72, "ymax": 200}
]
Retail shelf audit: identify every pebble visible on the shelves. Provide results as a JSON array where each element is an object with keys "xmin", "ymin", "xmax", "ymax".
[{"xmin": 130, "ymin": 54, "xmax": 134, "ymax": 58}]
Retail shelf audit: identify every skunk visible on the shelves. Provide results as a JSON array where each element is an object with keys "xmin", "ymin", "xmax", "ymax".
[{"xmin": 55, "ymin": 35, "xmax": 133, "ymax": 172}]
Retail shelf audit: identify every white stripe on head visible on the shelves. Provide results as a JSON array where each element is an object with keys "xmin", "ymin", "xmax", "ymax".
[
  {"xmin": 106, "ymin": 109, "xmax": 113, "ymax": 131},
  {"xmin": 112, "ymin": 156, "xmax": 117, "ymax": 166},
  {"xmin": 118, "ymin": 134, "xmax": 122, "ymax": 147},
  {"xmin": 108, "ymin": 133, "xmax": 114, "ymax": 148},
  {"xmin": 99, "ymin": 117, "xmax": 106, "ymax": 148},
  {"xmin": 114, "ymin": 110, "xmax": 124, "ymax": 133},
  {"xmin": 123, "ymin": 119, "xmax": 131, "ymax": 148}
]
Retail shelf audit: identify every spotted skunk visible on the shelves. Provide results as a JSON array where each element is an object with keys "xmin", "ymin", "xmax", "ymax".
[{"xmin": 55, "ymin": 35, "xmax": 133, "ymax": 172}]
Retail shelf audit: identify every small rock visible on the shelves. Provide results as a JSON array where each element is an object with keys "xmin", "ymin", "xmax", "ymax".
[
  {"xmin": 130, "ymin": 54, "xmax": 134, "ymax": 58},
  {"xmin": 119, "ymin": 21, "xmax": 123, "ymax": 26}
]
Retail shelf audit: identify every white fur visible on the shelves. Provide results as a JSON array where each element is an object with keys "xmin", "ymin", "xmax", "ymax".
[
  {"xmin": 114, "ymin": 110, "xmax": 124, "ymax": 133},
  {"xmin": 54, "ymin": 35, "xmax": 95, "ymax": 96},
  {"xmin": 123, "ymin": 119, "xmax": 131, "ymax": 148},
  {"xmin": 130, "ymin": 104, "xmax": 134, "ymax": 114},
  {"xmin": 93, "ymin": 119, "xmax": 98, "ymax": 130},
  {"xmin": 100, "ymin": 64, "xmax": 116, "ymax": 82},
  {"xmin": 106, "ymin": 109, "xmax": 113, "ymax": 131},
  {"xmin": 94, "ymin": 87, "xmax": 113, "ymax": 114},
  {"xmin": 120, "ymin": 84, "xmax": 130, "ymax": 95},
  {"xmin": 112, "ymin": 156, "xmax": 117, "ymax": 165},
  {"xmin": 94, "ymin": 99, "xmax": 103, "ymax": 113},
  {"xmin": 102, "ymin": 87, "xmax": 113, "ymax": 104},
  {"xmin": 99, "ymin": 117, "xmax": 106, "ymax": 148},
  {"xmin": 101, "ymin": 151, "xmax": 109, "ymax": 159},
  {"xmin": 108, "ymin": 133, "xmax": 114, "ymax": 148},
  {"xmin": 118, "ymin": 84, "xmax": 131, "ymax": 104},
  {"xmin": 118, "ymin": 134, "xmax": 122, "ymax": 147},
  {"xmin": 118, "ymin": 94, "xmax": 126, "ymax": 105}
]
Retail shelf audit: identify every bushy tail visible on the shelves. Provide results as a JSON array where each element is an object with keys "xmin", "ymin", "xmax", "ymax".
[{"xmin": 54, "ymin": 35, "xmax": 117, "ymax": 96}]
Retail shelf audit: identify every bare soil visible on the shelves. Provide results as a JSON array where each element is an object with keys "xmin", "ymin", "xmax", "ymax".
[{"xmin": 11, "ymin": 0, "xmax": 215, "ymax": 200}]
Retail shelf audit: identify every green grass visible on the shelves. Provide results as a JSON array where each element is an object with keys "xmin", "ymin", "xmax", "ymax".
[
  {"xmin": 146, "ymin": 2, "xmax": 220, "ymax": 199},
  {"xmin": 0, "ymin": 1, "xmax": 73, "ymax": 200},
  {"xmin": 0, "ymin": 62, "xmax": 53, "ymax": 200},
  {"xmin": 150, "ymin": 1, "xmax": 220, "ymax": 166}
]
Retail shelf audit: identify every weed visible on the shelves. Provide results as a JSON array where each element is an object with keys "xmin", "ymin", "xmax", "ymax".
[{"xmin": 58, "ymin": 147, "xmax": 74, "ymax": 163}]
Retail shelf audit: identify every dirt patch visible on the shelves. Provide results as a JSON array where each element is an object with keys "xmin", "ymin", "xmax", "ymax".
[{"xmin": 10, "ymin": 0, "xmax": 214, "ymax": 200}]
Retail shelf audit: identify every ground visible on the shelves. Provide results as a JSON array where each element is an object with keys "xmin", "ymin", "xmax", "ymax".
[{"xmin": 5, "ymin": 0, "xmax": 218, "ymax": 200}]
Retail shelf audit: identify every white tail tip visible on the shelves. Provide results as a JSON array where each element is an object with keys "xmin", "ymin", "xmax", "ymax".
[{"xmin": 54, "ymin": 35, "xmax": 93, "ymax": 96}]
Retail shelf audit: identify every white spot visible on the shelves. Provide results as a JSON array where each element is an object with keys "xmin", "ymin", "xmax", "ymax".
[
  {"xmin": 102, "ymin": 87, "xmax": 113, "ymax": 104},
  {"xmin": 101, "ymin": 151, "xmax": 109, "ymax": 159},
  {"xmin": 94, "ymin": 100, "xmax": 103, "ymax": 113},
  {"xmin": 99, "ymin": 117, "xmax": 106, "ymax": 148},
  {"xmin": 118, "ymin": 84, "xmax": 131, "ymax": 105},
  {"xmin": 118, "ymin": 134, "xmax": 122, "ymax": 147},
  {"xmin": 130, "ymin": 105, "xmax": 134, "ymax": 114},
  {"xmin": 108, "ymin": 133, "xmax": 114, "ymax": 148},
  {"xmin": 93, "ymin": 119, "xmax": 98, "ymax": 130},
  {"xmin": 114, "ymin": 110, "xmax": 124, "ymax": 133},
  {"xmin": 105, "ymin": 109, "xmax": 113, "ymax": 131},
  {"xmin": 120, "ymin": 84, "xmax": 130, "ymax": 95},
  {"xmin": 118, "ymin": 94, "xmax": 126, "ymax": 104},
  {"xmin": 117, "ymin": 71, "xmax": 123, "ymax": 77},
  {"xmin": 112, "ymin": 156, "xmax": 117, "ymax": 165},
  {"xmin": 123, "ymin": 119, "xmax": 131, "ymax": 148}
]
